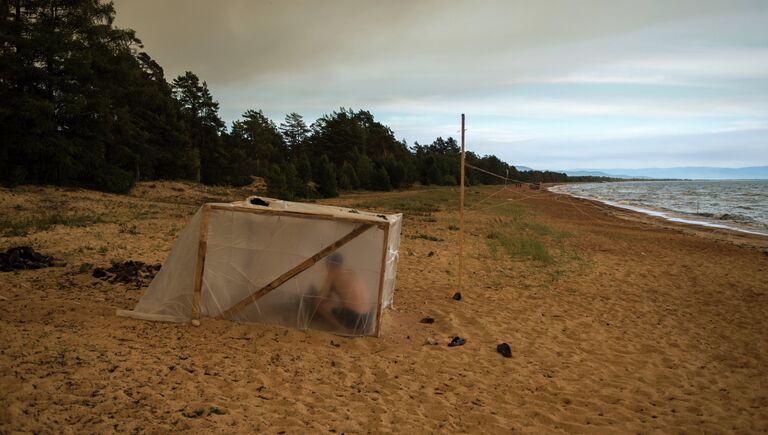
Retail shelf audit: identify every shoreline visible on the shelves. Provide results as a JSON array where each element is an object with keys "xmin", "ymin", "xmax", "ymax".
[{"xmin": 548, "ymin": 184, "xmax": 768, "ymax": 239}]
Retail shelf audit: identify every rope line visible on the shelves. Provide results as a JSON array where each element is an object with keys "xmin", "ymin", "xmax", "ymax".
[
  {"xmin": 470, "ymin": 191, "xmax": 550, "ymax": 213},
  {"xmin": 461, "ymin": 153, "xmax": 614, "ymax": 226},
  {"xmin": 464, "ymin": 163, "xmax": 538, "ymax": 186},
  {"xmin": 467, "ymin": 184, "xmax": 509, "ymax": 209}
]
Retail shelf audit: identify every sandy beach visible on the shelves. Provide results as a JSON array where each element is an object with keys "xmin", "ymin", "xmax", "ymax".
[{"xmin": 1, "ymin": 182, "xmax": 767, "ymax": 433}]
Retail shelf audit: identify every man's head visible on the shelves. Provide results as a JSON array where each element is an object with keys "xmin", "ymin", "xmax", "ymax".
[{"xmin": 327, "ymin": 253, "xmax": 344, "ymax": 270}]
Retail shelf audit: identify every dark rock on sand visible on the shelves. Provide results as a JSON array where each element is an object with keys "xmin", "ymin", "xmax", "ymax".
[
  {"xmin": 92, "ymin": 260, "xmax": 162, "ymax": 288},
  {"xmin": 452, "ymin": 292, "xmax": 462, "ymax": 301},
  {"xmin": 420, "ymin": 317, "xmax": 435, "ymax": 324},
  {"xmin": 497, "ymin": 343, "xmax": 512, "ymax": 358},
  {"xmin": 448, "ymin": 336, "xmax": 466, "ymax": 347},
  {"xmin": 0, "ymin": 246, "xmax": 65, "ymax": 272}
]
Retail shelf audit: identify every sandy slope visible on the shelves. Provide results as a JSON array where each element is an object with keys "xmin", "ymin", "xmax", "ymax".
[{"xmin": 1, "ymin": 182, "xmax": 767, "ymax": 433}]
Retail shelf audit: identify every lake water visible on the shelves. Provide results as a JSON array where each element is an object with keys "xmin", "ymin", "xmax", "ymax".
[{"xmin": 550, "ymin": 180, "xmax": 768, "ymax": 236}]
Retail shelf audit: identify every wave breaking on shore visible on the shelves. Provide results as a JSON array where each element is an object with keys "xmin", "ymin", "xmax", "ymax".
[{"xmin": 550, "ymin": 181, "xmax": 768, "ymax": 237}]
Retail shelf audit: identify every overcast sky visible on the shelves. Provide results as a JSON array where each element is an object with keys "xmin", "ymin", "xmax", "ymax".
[{"xmin": 113, "ymin": 0, "xmax": 768, "ymax": 169}]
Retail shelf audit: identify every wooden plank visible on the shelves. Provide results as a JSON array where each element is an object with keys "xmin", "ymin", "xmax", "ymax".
[
  {"xmin": 218, "ymin": 223, "xmax": 374, "ymax": 320},
  {"xmin": 192, "ymin": 205, "xmax": 211, "ymax": 319},
  {"xmin": 373, "ymin": 221, "xmax": 391, "ymax": 337},
  {"xmin": 209, "ymin": 204, "xmax": 388, "ymax": 229}
]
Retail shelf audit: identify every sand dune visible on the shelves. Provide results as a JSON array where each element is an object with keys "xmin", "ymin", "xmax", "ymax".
[{"xmin": 1, "ymin": 183, "xmax": 767, "ymax": 433}]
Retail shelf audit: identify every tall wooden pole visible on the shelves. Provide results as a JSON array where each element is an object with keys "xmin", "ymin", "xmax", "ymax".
[{"xmin": 459, "ymin": 114, "xmax": 465, "ymax": 296}]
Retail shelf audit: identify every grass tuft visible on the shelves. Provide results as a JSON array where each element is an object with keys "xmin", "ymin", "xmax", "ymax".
[
  {"xmin": 412, "ymin": 233, "xmax": 443, "ymax": 242},
  {"xmin": 182, "ymin": 408, "xmax": 206, "ymax": 419},
  {"xmin": 1, "ymin": 213, "xmax": 107, "ymax": 237},
  {"xmin": 209, "ymin": 406, "xmax": 226, "ymax": 415},
  {"xmin": 352, "ymin": 188, "xmax": 459, "ymax": 214},
  {"xmin": 487, "ymin": 233, "xmax": 554, "ymax": 264},
  {"xmin": 118, "ymin": 223, "xmax": 139, "ymax": 235},
  {"xmin": 354, "ymin": 198, "xmax": 440, "ymax": 214}
]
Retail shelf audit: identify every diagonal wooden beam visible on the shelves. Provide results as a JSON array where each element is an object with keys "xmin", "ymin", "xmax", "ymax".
[{"xmin": 218, "ymin": 223, "xmax": 374, "ymax": 320}]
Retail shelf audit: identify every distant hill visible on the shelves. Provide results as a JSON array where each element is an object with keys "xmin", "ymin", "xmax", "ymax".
[
  {"xmin": 563, "ymin": 166, "xmax": 768, "ymax": 180},
  {"xmin": 564, "ymin": 170, "xmax": 650, "ymax": 179},
  {"xmin": 513, "ymin": 165, "xmax": 534, "ymax": 171}
]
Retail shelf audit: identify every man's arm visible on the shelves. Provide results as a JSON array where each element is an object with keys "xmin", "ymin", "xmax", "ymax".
[{"xmin": 317, "ymin": 271, "xmax": 335, "ymax": 299}]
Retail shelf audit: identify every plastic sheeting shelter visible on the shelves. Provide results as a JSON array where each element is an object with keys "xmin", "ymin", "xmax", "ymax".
[{"xmin": 117, "ymin": 197, "xmax": 402, "ymax": 337}]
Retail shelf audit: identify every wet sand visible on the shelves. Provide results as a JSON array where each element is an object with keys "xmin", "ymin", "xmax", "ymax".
[{"xmin": 1, "ymin": 182, "xmax": 767, "ymax": 433}]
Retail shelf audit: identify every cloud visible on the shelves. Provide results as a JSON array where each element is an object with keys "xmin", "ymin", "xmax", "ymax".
[
  {"xmin": 112, "ymin": 0, "xmax": 768, "ymax": 168},
  {"xmin": 113, "ymin": 0, "xmax": 757, "ymax": 84}
]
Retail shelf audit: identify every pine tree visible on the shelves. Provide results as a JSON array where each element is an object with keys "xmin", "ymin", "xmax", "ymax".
[
  {"xmin": 283, "ymin": 162, "xmax": 304, "ymax": 199},
  {"xmin": 0, "ymin": 0, "xmax": 195, "ymax": 193},
  {"xmin": 266, "ymin": 164, "xmax": 290, "ymax": 200},
  {"xmin": 317, "ymin": 155, "xmax": 338, "ymax": 198},
  {"xmin": 384, "ymin": 156, "xmax": 406, "ymax": 189},
  {"xmin": 231, "ymin": 109, "xmax": 286, "ymax": 170},
  {"xmin": 171, "ymin": 72, "xmax": 225, "ymax": 184},
  {"xmin": 355, "ymin": 154, "xmax": 374, "ymax": 189},
  {"xmin": 371, "ymin": 165, "xmax": 392, "ymax": 191},
  {"xmin": 339, "ymin": 161, "xmax": 359, "ymax": 190},
  {"xmin": 279, "ymin": 113, "xmax": 310, "ymax": 157},
  {"xmin": 338, "ymin": 172, "xmax": 351, "ymax": 191},
  {"xmin": 296, "ymin": 154, "xmax": 312, "ymax": 183}
]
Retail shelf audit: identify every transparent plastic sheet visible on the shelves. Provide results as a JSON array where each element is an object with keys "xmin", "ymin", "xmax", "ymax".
[
  {"xmin": 116, "ymin": 208, "xmax": 203, "ymax": 322},
  {"xmin": 382, "ymin": 215, "xmax": 402, "ymax": 309},
  {"xmin": 117, "ymin": 198, "xmax": 403, "ymax": 337},
  {"xmin": 202, "ymin": 209, "xmax": 384, "ymax": 336}
]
